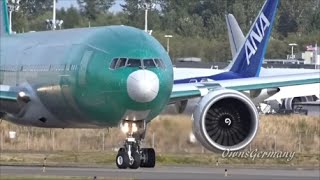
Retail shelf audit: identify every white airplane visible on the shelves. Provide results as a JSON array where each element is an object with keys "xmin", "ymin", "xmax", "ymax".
[
  {"xmin": 225, "ymin": 13, "xmax": 319, "ymax": 112},
  {"xmin": 173, "ymin": 12, "xmax": 320, "ymax": 114}
]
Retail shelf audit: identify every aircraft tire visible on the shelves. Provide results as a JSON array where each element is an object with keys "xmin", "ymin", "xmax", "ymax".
[
  {"xmin": 116, "ymin": 150, "xmax": 130, "ymax": 169},
  {"xmin": 140, "ymin": 148, "xmax": 156, "ymax": 168},
  {"xmin": 129, "ymin": 151, "xmax": 141, "ymax": 169}
]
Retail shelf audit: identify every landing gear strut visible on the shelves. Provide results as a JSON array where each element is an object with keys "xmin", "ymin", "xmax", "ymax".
[{"xmin": 116, "ymin": 120, "xmax": 156, "ymax": 169}]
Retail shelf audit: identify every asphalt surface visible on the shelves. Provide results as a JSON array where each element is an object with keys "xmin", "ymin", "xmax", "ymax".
[{"xmin": 1, "ymin": 166, "xmax": 319, "ymax": 180}]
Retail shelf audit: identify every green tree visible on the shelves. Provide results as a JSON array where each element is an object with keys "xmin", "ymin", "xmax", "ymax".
[
  {"xmin": 276, "ymin": 0, "xmax": 318, "ymax": 37},
  {"xmin": 17, "ymin": 0, "xmax": 53, "ymax": 17},
  {"xmin": 159, "ymin": 0, "xmax": 198, "ymax": 34},
  {"xmin": 57, "ymin": 6, "xmax": 83, "ymax": 29},
  {"xmin": 265, "ymin": 39, "xmax": 288, "ymax": 59},
  {"xmin": 121, "ymin": 0, "xmax": 161, "ymax": 30},
  {"xmin": 192, "ymin": 0, "xmax": 227, "ymax": 38},
  {"xmin": 11, "ymin": 10, "xmax": 28, "ymax": 32},
  {"xmin": 309, "ymin": 3, "xmax": 320, "ymax": 31},
  {"xmin": 10, "ymin": 0, "xmax": 53, "ymax": 31},
  {"xmin": 77, "ymin": 0, "xmax": 115, "ymax": 20}
]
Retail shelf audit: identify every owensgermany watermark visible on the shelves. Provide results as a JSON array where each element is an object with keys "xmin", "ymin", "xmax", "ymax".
[{"xmin": 222, "ymin": 149, "xmax": 296, "ymax": 162}]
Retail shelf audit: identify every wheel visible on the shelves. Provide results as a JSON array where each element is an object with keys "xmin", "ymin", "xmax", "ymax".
[
  {"xmin": 129, "ymin": 151, "xmax": 141, "ymax": 169},
  {"xmin": 116, "ymin": 150, "xmax": 130, "ymax": 169},
  {"xmin": 118, "ymin": 148, "xmax": 125, "ymax": 153},
  {"xmin": 140, "ymin": 148, "xmax": 156, "ymax": 168},
  {"xmin": 146, "ymin": 148, "xmax": 156, "ymax": 168}
]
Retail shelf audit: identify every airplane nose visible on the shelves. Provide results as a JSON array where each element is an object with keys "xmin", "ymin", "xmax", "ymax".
[{"xmin": 127, "ymin": 70, "xmax": 159, "ymax": 103}]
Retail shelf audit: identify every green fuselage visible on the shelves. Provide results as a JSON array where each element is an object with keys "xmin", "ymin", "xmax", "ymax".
[{"xmin": 0, "ymin": 26, "xmax": 173, "ymax": 128}]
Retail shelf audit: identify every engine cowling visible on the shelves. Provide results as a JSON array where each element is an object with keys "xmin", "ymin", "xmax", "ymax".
[
  {"xmin": 249, "ymin": 88, "xmax": 280, "ymax": 105},
  {"xmin": 192, "ymin": 89, "xmax": 259, "ymax": 152},
  {"xmin": 283, "ymin": 96, "xmax": 315, "ymax": 110}
]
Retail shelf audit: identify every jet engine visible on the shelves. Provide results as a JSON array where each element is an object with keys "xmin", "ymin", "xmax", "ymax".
[
  {"xmin": 282, "ymin": 96, "xmax": 316, "ymax": 110},
  {"xmin": 249, "ymin": 88, "xmax": 280, "ymax": 105},
  {"xmin": 192, "ymin": 89, "xmax": 259, "ymax": 152}
]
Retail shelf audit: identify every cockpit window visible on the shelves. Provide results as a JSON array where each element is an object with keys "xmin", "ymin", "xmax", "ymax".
[
  {"xmin": 110, "ymin": 58, "xmax": 118, "ymax": 69},
  {"xmin": 143, "ymin": 59, "xmax": 156, "ymax": 68},
  {"xmin": 154, "ymin": 59, "xmax": 165, "ymax": 69},
  {"xmin": 116, "ymin": 58, "xmax": 127, "ymax": 68},
  {"xmin": 126, "ymin": 59, "xmax": 142, "ymax": 67},
  {"xmin": 110, "ymin": 58, "xmax": 165, "ymax": 70}
]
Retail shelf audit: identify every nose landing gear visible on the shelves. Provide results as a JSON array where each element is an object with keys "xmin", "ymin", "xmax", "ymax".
[{"xmin": 116, "ymin": 120, "xmax": 156, "ymax": 169}]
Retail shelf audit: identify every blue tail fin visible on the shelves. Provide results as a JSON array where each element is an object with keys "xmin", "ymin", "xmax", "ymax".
[
  {"xmin": 0, "ymin": 0, "xmax": 9, "ymax": 35},
  {"xmin": 229, "ymin": 0, "xmax": 278, "ymax": 77}
]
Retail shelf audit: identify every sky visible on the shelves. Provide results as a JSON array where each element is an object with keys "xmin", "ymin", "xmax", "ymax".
[{"xmin": 56, "ymin": 0, "xmax": 123, "ymax": 12}]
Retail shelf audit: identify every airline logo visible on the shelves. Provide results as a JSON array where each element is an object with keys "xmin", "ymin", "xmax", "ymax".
[{"xmin": 245, "ymin": 12, "xmax": 270, "ymax": 65}]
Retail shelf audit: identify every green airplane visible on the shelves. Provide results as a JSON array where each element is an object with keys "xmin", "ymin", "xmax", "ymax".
[{"xmin": 0, "ymin": 0, "xmax": 319, "ymax": 169}]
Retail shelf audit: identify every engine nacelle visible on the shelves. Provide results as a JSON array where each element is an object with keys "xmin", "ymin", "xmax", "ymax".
[
  {"xmin": 283, "ymin": 96, "xmax": 315, "ymax": 110},
  {"xmin": 192, "ymin": 89, "xmax": 259, "ymax": 152},
  {"xmin": 249, "ymin": 88, "xmax": 280, "ymax": 105}
]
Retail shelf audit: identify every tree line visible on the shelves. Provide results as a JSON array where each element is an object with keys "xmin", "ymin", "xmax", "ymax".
[{"xmin": 10, "ymin": 0, "xmax": 320, "ymax": 62}]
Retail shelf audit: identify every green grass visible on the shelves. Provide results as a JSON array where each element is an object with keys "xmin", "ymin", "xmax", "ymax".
[{"xmin": 0, "ymin": 115, "xmax": 319, "ymax": 168}]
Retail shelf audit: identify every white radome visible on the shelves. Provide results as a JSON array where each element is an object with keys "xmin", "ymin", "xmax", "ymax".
[{"xmin": 127, "ymin": 70, "xmax": 159, "ymax": 103}]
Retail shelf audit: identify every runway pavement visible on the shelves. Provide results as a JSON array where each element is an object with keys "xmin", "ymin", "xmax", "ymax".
[{"xmin": 1, "ymin": 165, "xmax": 319, "ymax": 180}]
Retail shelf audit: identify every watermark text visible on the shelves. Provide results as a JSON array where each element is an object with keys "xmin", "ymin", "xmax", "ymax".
[{"xmin": 222, "ymin": 149, "xmax": 296, "ymax": 162}]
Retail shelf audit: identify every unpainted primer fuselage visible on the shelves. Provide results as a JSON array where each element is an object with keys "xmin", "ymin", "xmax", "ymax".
[{"xmin": 0, "ymin": 26, "xmax": 173, "ymax": 128}]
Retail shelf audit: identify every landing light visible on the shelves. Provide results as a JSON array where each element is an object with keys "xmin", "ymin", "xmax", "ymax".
[
  {"xmin": 132, "ymin": 123, "xmax": 138, "ymax": 133},
  {"xmin": 17, "ymin": 91, "xmax": 30, "ymax": 103},
  {"xmin": 18, "ymin": 91, "xmax": 26, "ymax": 97},
  {"xmin": 121, "ymin": 122, "xmax": 129, "ymax": 133},
  {"xmin": 120, "ymin": 122, "xmax": 138, "ymax": 134}
]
